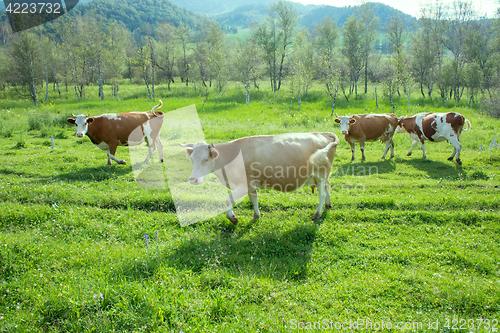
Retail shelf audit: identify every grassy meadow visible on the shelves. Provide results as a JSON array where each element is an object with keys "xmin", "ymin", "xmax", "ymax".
[{"xmin": 0, "ymin": 81, "xmax": 499, "ymax": 332}]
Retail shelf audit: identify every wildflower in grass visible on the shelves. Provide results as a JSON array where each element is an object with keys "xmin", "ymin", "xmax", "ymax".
[{"xmin": 144, "ymin": 234, "xmax": 149, "ymax": 249}]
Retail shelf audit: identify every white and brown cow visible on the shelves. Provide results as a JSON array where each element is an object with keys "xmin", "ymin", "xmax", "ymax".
[
  {"xmin": 334, "ymin": 113, "xmax": 399, "ymax": 161},
  {"xmin": 181, "ymin": 132, "xmax": 339, "ymax": 224},
  {"xmin": 67, "ymin": 101, "xmax": 164, "ymax": 165},
  {"xmin": 395, "ymin": 112, "xmax": 471, "ymax": 165}
]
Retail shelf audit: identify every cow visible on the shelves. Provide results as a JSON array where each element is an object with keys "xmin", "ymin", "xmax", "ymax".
[
  {"xmin": 334, "ymin": 113, "xmax": 399, "ymax": 162},
  {"xmin": 395, "ymin": 112, "xmax": 471, "ymax": 165},
  {"xmin": 67, "ymin": 100, "xmax": 164, "ymax": 165},
  {"xmin": 180, "ymin": 132, "xmax": 339, "ymax": 224}
]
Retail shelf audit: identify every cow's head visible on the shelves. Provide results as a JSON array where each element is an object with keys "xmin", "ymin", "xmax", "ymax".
[
  {"xmin": 334, "ymin": 116, "xmax": 356, "ymax": 135},
  {"xmin": 395, "ymin": 116, "xmax": 410, "ymax": 134},
  {"xmin": 67, "ymin": 114, "xmax": 94, "ymax": 138},
  {"xmin": 180, "ymin": 142, "xmax": 219, "ymax": 185}
]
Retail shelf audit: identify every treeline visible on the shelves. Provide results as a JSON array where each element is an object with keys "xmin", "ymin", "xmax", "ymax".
[{"xmin": 0, "ymin": 0, "xmax": 499, "ymax": 112}]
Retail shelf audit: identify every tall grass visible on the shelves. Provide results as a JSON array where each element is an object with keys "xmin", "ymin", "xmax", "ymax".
[{"xmin": 0, "ymin": 81, "xmax": 499, "ymax": 332}]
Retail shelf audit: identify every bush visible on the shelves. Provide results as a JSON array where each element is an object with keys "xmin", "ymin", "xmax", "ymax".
[{"xmin": 481, "ymin": 94, "xmax": 500, "ymax": 118}]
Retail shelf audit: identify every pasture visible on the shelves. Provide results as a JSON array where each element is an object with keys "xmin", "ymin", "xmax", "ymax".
[{"xmin": 0, "ymin": 82, "xmax": 499, "ymax": 332}]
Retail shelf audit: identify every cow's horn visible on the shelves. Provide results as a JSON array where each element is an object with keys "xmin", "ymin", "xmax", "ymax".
[{"xmin": 71, "ymin": 113, "xmax": 76, "ymax": 117}]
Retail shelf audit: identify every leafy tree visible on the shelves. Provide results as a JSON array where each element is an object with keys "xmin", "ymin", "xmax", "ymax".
[
  {"xmin": 232, "ymin": 38, "xmax": 261, "ymax": 105},
  {"xmin": 8, "ymin": 31, "xmax": 42, "ymax": 105},
  {"xmin": 289, "ymin": 28, "xmax": 314, "ymax": 111},
  {"xmin": 341, "ymin": 15, "xmax": 364, "ymax": 99}
]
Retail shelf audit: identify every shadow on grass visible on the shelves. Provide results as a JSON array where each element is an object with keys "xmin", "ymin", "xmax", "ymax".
[
  {"xmin": 332, "ymin": 159, "xmax": 396, "ymax": 178},
  {"xmin": 400, "ymin": 158, "xmax": 467, "ymax": 180},
  {"xmin": 120, "ymin": 223, "xmax": 323, "ymax": 282},
  {"xmin": 54, "ymin": 165, "xmax": 132, "ymax": 182}
]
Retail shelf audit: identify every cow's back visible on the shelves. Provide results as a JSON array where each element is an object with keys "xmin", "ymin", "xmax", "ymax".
[
  {"xmin": 230, "ymin": 132, "xmax": 337, "ymax": 190},
  {"xmin": 87, "ymin": 111, "xmax": 163, "ymax": 145},
  {"xmin": 421, "ymin": 112, "xmax": 464, "ymax": 141},
  {"xmin": 349, "ymin": 114, "xmax": 398, "ymax": 142}
]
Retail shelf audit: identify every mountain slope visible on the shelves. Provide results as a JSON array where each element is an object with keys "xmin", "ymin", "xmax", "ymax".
[{"xmin": 71, "ymin": 0, "xmax": 203, "ymax": 32}]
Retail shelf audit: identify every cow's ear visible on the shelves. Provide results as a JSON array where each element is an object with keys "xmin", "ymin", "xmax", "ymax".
[
  {"xmin": 334, "ymin": 118, "xmax": 340, "ymax": 124},
  {"xmin": 209, "ymin": 148, "xmax": 219, "ymax": 159},
  {"xmin": 67, "ymin": 118, "xmax": 76, "ymax": 124},
  {"xmin": 185, "ymin": 148, "xmax": 194, "ymax": 157},
  {"xmin": 86, "ymin": 117, "xmax": 94, "ymax": 124},
  {"xmin": 349, "ymin": 118, "xmax": 356, "ymax": 125}
]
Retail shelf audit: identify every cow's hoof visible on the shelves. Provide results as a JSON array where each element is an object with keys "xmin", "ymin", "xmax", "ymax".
[
  {"xmin": 160, "ymin": 159, "xmax": 164, "ymax": 163},
  {"xmin": 447, "ymin": 156, "xmax": 453, "ymax": 161},
  {"xmin": 406, "ymin": 152, "xmax": 412, "ymax": 156},
  {"xmin": 251, "ymin": 215, "xmax": 260, "ymax": 223},
  {"xmin": 312, "ymin": 212, "xmax": 321, "ymax": 220},
  {"xmin": 228, "ymin": 215, "xmax": 238, "ymax": 225},
  {"xmin": 456, "ymin": 159, "xmax": 462, "ymax": 165},
  {"xmin": 325, "ymin": 204, "xmax": 332, "ymax": 210}
]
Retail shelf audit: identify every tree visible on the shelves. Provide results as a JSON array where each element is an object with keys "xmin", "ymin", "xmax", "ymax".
[
  {"xmin": 253, "ymin": 0, "xmax": 297, "ymax": 92},
  {"xmin": 271, "ymin": 0, "xmax": 297, "ymax": 91},
  {"xmin": 289, "ymin": 29, "xmax": 314, "ymax": 111},
  {"xmin": 463, "ymin": 19, "xmax": 496, "ymax": 102},
  {"xmin": 233, "ymin": 38, "xmax": 261, "ymax": 105},
  {"xmin": 357, "ymin": 3, "xmax": 379, "ymax": 94},
  {"xmin": 105, "ymin": 20, "xmax": 129, "ymax": 100},
  {"xmin": 443, "ymin": 0, "xmax": 475, "ymax": 102},
  {"xmin": 175, "ymin": 23, "xmax": 191, "ymax": 86},
  {"xmin": 157, "ymin": 23, "xmax": 178, "ymax": 91},
  {"xmin": 315, "ymin": 18, "xmax": 341, "ymax": 114},
  {"xmin": 341, "ymin": 15, "xmax": 364, "ymax": 99},
  {"xmin": 8, "ymin": 31, "xmax": 42, "ymax": 105}
]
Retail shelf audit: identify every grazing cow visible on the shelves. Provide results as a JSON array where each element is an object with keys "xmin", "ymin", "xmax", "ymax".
[
  {"xmin": 334, "ymin": 113, "xmax": 398, "ymax": 161},
  {"xmin": 181, "ymin": 132, "xmax": 339, "ymax": 224},
  {"xmin": 67, "ymin": 100, "xmax": 164, "ymax": 165},
  {"xmin": 395, "ymin": 112, "xmax": 471, "ymax": 165}
]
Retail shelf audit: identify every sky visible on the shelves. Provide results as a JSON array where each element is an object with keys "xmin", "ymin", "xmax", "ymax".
[{"xmin": 295, "ymin": 0, "xmax": 499, "ymax": 18}]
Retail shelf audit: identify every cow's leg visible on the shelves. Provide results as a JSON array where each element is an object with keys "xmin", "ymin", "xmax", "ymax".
[
  {"xmin": 350, "ymin": 142, "xmax": 356, "ymax": 161},
  {"xmin": 325, "ymin": 179, "xmax": 331, "ymax": 210},
  {"xmin": 359, "ymin": 140, "xmax": 366, "ymax": 162},
  {"xmin": 312, "ymin": 177, "xmax": 327, "ymax": 220},
  {"xmin": 390, "ymin": 138, "xmax": 395, "ymax": 158},
  {"xmin": 407, "ymin": 140, "xmax": 418, "ymax": 156},
  {"xmin": 156, "ymin": 137, "xmax": 164, "ymax": 163},
  {"xmin": 419, "ymin": 141, "xmax": 427, "ymax": 159},
  {"xmin": 107, "ymin": 144, "xmax": 126, "ymax": 165},
  {"xmin": 143, "ymin": 145, "xmax": 156, "ymax": 164},
  {"xmin": 381, "ymin": 139, "xmax": 392, "ymax": 159},
  {"xmin": 248, "ymin": 190, "xmax": 260, "ymax": 222},
  {"xmin": 447, "ymin": 135, "xmax": 462, "ymax": 165},
  {"xmin": 225, "ymin": 185, "xmax": 248, "ymax": 225}
]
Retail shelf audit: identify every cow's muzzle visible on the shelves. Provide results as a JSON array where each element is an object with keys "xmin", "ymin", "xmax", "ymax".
[
  {"xmin": 341, "ymin": 131, "xmax": 348, "ymax": 135},
  {"xmin": 76, "ymin": 133, "xmax": 84, "ymax": 138},
  {"xmin": 189, "ymin": 177, "xmax": 202, "ymax": 185}
]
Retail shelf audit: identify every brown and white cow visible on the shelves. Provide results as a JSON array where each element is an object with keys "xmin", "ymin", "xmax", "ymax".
[
  {"xmin": 334, "ymin": 113, "xmax": 398, "ymax": 161},
  {"xmin": 180, "ymin": 132, "xmax": 339, "ymax": 224},
  {"xmin": 395, "ymin": 112, "xmax": 471, "ymax": 165},
  {"xmin": 67, "ymin": 100, "xmax": 164, "ymax": 165}
]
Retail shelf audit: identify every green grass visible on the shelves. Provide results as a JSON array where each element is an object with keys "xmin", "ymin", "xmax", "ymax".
[{"xmin": 0, "ymin": 81, "xmax": 499, "ymax": 332}]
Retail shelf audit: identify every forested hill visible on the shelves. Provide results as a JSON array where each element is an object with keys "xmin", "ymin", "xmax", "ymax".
[
  {"xmin": 300, "ymin": 2, "xmax": 418, "ymax": 30},
  {"xmin": 215, "ymin": 2, "xmax": 418, "ymax": 30},
  {"xmin": 70, "ymin": 0, "xmax": 203, "ymax": 32}
]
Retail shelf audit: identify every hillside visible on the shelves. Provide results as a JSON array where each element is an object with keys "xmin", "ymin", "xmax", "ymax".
[
  {"xmin": 71, "ymin": 0, "xmax": 202, "ymax": 32},
  {"xmin": 215, "ymin": 2, "xmax": 417, "ymax": 30},
  {"xmin": 300, "ymin": 2, "xmax": 418, "ymax": 30}
]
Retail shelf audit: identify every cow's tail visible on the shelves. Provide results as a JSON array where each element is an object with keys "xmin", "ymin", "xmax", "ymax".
[
  {"xmin": 152, "ymin": 100, "xmax": 163, "ymax": 117},
  {"xmin": 463, "ymin": 118, "xmax": 471, "ymax": 131}
]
